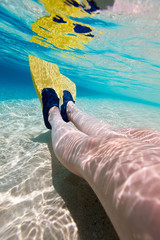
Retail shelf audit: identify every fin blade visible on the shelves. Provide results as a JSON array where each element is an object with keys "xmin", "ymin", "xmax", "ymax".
[{"xmin": 29, "ymin": 55, "xmax": 76, "ymax": 106}]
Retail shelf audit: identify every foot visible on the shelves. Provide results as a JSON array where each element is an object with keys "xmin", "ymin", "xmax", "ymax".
[
  {"xmin": 42, "ymin": 88, "xmax": 59, "ymax": 129},
  {"xmin": 61, "ymin": 90, "xmax": 75, "ymax": 122}
]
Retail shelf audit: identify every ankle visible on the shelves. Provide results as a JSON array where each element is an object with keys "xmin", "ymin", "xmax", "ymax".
[
  {"xmin": 48, "ymin": 106, "xmax": 59, "ymax": 121},
  {"xmin": 66, "ymin": 101, "xmax": 74, "ymax": 120},
  {"xmin": 60, "ymin": 91, "xmax": 75, "ymax": 122},
  {"xmin": 49, "ymin": 105, "xmax": 59, "ymax": 114}
]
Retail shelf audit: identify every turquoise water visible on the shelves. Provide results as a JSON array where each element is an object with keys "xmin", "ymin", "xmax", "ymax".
[
  {"xmin": 0, "ymin": 0, "xmax": 160, "ymax": 105},
  {"xmin": 0, "ymin": 0, "xmax": 160, "ymax": 239}
]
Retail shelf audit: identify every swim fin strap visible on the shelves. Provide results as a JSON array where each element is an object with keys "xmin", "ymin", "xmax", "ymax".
[{"xmin": 28, "ymin": 55, "xmax": 76, "ymax": 107}]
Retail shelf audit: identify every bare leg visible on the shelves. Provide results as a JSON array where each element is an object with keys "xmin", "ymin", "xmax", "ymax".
[
  {"xmin": 48, "ymin": 106, "xmax": 99, "ymax": 177},
  {"xmin": 67, "ymin": 101, "xmax": 119, "ymax": 136},
  {"xmin": 67, "ymin": 101, "xmax": 160, "ymax": 146},
  {"xmin": 49, "ymin": 106, "xmax": 160, "ymax": 240},
  {"xmin": 120, "ymin": 127, "xmax": 160, "ymax": 146},
  {"xmin": 82, "ymin": 137, "xmax": 160, "ymax": 240}
]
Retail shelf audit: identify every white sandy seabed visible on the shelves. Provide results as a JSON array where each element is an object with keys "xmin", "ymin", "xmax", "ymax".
[{"xmin": 0, "ymin": 97, "xmax": 160, "ymax": 240}]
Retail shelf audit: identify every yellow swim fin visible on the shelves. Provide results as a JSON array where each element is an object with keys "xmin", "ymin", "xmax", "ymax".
[{"xmin": 28, "ymin": 55, "xmax": 76, "ymax": 106}]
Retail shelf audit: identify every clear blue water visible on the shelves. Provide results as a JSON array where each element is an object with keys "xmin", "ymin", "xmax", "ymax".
[
  {"xmin": 0, "ymin": 0, "xmax": 160, "ymax": 105},
  {"xmin": 0, "ymin": 0, "xmax": 160, "ymax": 239}
]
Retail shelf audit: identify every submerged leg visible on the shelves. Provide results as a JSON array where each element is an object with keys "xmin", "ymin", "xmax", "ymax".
[
  {"xmin": 49, "ymin": 106, "xmax": 160, "ymax": 240},
  {"xmin": 41, "ymin": 88, "xmax": 94, "ymax": 177},
  {"xmin": 120, "ymin": 127, "xmax": 160, "ymax": 146},
  {"xmin": 82, "ymin": 136, "xmax": 160, "ymax": 240},
  {"xmin": 67, "ymin": 101, "xmax": 118, "ymax": 136},
  {"xmin": 43, "ymin": 89, "xmax": 160, "ymax": 240},
  {"xmin": 48, "ymin": 106, "xmax": 100, "ymax": 177},
  {"xmin": 67, "ymin": 101, "xmax": 160, "ymax": 146}
]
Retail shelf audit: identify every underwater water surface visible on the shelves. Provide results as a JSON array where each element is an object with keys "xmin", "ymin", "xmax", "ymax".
[{"xmin": 0, "ymin": 0, "xmax": 160, "ymax": 239}]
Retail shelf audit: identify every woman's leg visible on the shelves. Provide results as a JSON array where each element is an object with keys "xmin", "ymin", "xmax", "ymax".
[
  {"xmin": 67, "ymin": 101, "xmax": 160, "ymax": 146},
  {"xmin": 44, "ymin": 90, "xmax": 160, "ymax": 240},
  {"xmin": 81, "ymin": 136, "xmax": 160, "ymax": 240},
  {"xmin": 49, "ymin": 106, "xmax": 160, "ymax": 240},
  {"xmin": 120, "ymin": 127, "xmax": 160, "ymax": 146},
  {"xmin": 48, "ymin": 106, "xmax": 102, "ymax": 177},
  {"xmin": 67, "ymin": 101, "xmax": 119, "ymax": 136}
]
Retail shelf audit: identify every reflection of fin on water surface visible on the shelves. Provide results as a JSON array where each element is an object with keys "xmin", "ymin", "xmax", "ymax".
[
  {"xmin": 31, "ymin": 0, "xmax": 96, "ymax": 50},
  {"xmin": 29, "ymin": 55, "xmax": 76, "ymax": 106}
]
